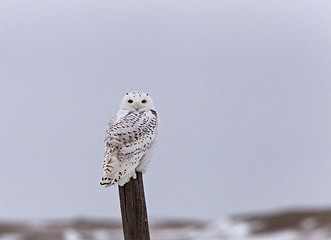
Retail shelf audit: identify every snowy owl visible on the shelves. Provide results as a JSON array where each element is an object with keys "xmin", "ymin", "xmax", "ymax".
[{"xmin": 100, "ymin": 91, "xmax": 159, "ymax": 187}]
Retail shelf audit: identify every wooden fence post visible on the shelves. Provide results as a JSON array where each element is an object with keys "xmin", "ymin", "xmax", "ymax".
[{"xmin": 118, "ymin": 171, "xmax": 150, "ymax": 240}]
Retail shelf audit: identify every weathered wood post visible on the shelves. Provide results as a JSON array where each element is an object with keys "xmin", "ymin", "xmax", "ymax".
[{"xmin": 118, "ymin": 171, "xmax": 150, "ymax": 240}]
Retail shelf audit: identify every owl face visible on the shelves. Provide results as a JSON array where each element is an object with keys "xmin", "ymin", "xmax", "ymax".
[{"xmin": 120, "ymin": 91, "xmax": 154, "ymax": 111}]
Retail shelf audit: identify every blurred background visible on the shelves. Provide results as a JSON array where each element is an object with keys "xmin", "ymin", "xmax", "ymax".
[{"xmin": 0, "ymin": 0, "xmax": 331, "ymax": 239}]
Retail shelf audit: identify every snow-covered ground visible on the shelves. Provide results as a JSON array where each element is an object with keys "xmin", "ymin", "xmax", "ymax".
[
  {"xmin": 190, "ymin": 218, "xmax": 331, "ymax": 240},
  {"xmin": 1, "ymin": 208, "xmax": 331, "ymax": 240}
]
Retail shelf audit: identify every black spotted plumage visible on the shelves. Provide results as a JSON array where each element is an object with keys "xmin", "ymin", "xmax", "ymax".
[{"xmin": 100, "ymin": 91, "xmax": 159, "ymax": 187}]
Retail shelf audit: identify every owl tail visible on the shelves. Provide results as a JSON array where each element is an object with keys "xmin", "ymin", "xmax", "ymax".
[
  {"xmin": 100, "ymin": 162, "xmax": 139, "ymax": 187},
  {"xmin": 100, "ymin": 175, "xmax": 115, "ymax": 187}
]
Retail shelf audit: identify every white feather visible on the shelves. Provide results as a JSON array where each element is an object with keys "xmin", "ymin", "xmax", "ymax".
[{"xmin": 100, "ymin": 91, "xmax": 159, "ymax": 187}]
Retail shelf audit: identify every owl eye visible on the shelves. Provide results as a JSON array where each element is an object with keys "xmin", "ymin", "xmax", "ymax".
[
  {"xmin": 141, "ymin": 99, "xmax": 147, "ymax": 103},
  {"xmin": 128, "ymin": 99, "xmax": 133, "ymax": 103}
]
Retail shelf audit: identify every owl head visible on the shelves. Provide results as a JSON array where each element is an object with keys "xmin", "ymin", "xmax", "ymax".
[{"xmin": 120, "ymin": 91, "xmax": 154, "ymax": 111}]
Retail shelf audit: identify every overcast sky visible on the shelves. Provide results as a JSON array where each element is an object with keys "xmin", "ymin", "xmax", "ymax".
[{"xmin": 0, "ymin": 0, "xmax": 331, "ymax": 221}]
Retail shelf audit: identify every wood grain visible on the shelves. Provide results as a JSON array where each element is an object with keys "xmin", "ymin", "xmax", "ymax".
[{"xmin": 118, "ymin": 171, "xmax": 150, "ymax": 240}]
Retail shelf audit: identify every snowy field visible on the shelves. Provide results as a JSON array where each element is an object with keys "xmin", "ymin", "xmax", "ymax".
[{"xmin": 1, "ymin": 208, "xmax": 331, "ymax": 240}]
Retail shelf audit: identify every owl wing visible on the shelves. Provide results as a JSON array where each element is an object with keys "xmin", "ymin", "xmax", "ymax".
[{"xmin": 100, "ymin": 109, "xmax": 158, "ymax": 186}]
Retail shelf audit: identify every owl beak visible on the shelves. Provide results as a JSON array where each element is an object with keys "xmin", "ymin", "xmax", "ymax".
[{"xmin": 135, "ymin": 105, "xmax": 140, "ymax": 111}]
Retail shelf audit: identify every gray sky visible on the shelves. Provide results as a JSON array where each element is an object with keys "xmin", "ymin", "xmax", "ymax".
[{"xmin": 0, "ymin": 0, "xmax": 331, "ymax": 221}]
